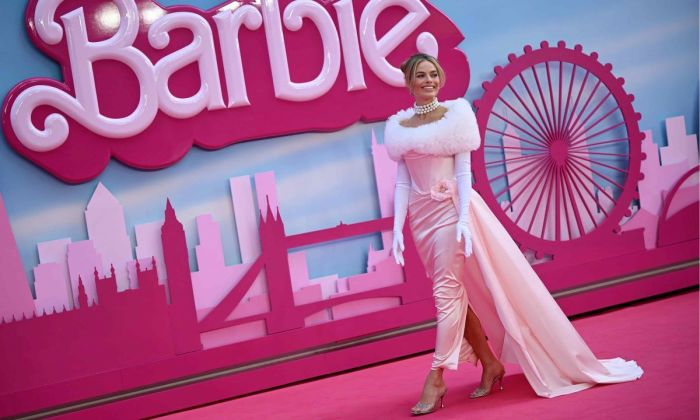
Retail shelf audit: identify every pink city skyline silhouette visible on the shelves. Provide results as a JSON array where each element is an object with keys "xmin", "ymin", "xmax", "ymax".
[{"xmin": 0, "ymin": 116, "xmax": 696, "ymax": 418}]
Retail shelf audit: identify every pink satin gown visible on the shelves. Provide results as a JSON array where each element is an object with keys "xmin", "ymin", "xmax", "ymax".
[{"xmin": 402, "ymin": 151, "xmax": 643, "ymax": 398}]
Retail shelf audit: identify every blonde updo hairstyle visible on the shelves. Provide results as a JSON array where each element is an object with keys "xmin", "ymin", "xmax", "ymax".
[{"xmin": 399, "ymin": 53, "xmax": 446, "ymax": 92}]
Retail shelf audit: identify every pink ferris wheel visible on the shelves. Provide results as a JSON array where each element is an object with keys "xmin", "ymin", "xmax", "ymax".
[{"xmin": 473, "ymin": 41, "xmax": 645, "ymax": 257}]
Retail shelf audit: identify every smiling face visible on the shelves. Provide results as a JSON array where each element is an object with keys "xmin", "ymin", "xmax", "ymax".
[{"xmin": 411, "ymin": 60, "xmax": 441, "ymax": 103}]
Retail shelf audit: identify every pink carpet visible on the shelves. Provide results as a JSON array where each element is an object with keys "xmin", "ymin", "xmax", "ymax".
[{"xmin": 159, "ymin": 290, "xmax": 699, "ymax": 419}]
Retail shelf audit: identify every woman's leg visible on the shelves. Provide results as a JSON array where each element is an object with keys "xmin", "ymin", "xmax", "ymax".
[
  {"xmin": 413, "ymin": 264, "xmax": 466, "ymax": 412},
  {"xmin": 464, "ymin": 306, "xmax": 505, "ymax": 393}
]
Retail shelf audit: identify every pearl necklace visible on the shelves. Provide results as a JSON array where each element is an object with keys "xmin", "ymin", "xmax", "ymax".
[{"xmin": 413, "ymin": 98, "xmax": 439, "ymax": 115}]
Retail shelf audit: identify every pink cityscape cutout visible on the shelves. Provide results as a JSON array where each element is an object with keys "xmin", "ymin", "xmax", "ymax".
[
  {"xmin": 0, "ymin": 115, "xmax": 696, "ymax": 413},
  {"xmin": 1, "ymin": 115, "xmax": 698, "ymax": 324},
  {"xmin": 621, "ymin": 116, "xmax": 699, "ymax": 248}
]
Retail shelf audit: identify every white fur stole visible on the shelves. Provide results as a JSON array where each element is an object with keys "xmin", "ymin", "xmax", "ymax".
[{"xmin": 383, "ymin": 98, "xmax": 481, "ymax": 161}]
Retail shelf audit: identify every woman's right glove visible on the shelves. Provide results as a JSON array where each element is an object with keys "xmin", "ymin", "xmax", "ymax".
[
  {"xmin": 392, "ymin": 159, "xmax": 411, "ymax": 266},
  {"xmin": 455, "ymin": 152, "xmax": 473, "ymax": 257}
]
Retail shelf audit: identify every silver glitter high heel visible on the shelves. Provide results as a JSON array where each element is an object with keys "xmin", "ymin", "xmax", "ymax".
[
  {"xmin": 411, "ymin": 388, "xmax": 447, "ymax": 416},
  {"xmin": 469, "ymin": 373, "xmax": 504, "ymax": 399}
]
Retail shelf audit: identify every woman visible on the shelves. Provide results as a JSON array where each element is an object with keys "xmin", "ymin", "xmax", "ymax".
[{"xmin": 383, "ymin": 53, "xmax": 643, "ymax": 415}]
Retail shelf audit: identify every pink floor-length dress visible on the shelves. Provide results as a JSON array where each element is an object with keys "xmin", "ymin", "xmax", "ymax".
[{"xmin": 387, "ymin": 98, "xmax": 643, "ymax": 398}]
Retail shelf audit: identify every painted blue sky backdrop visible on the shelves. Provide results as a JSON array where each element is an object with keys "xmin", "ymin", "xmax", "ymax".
[{"xmin": 0, "ymin": 0, "xmax": 697, "ymax": 290}]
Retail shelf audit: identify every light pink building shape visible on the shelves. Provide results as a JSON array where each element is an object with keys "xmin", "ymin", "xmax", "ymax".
[
  {"xmin": 191, "ymin": 214, "xmax": 259, "ymax": 321},
  {"xmin": 33, "ymin": 238, "xmax": 73, "ymax": 314},
  {"xmin": 621, "ymin": 116, "xmax": 699, "ymax": 248},
  {"xmin": 66, "ymin": 240, "xmax": 102, "ymax": 307},
  {"xmin": 85, "ymin": 183, "xmax": 133, "ymax": 291},
  {"xmin": 371, "ymin": 129, "xmax": 398, "ymax": 252},
  {"xmin": 233, "ymin": 174, "xmax": 269, "ymax": 300},
  {"xmin": 33, "ymin": 264, "xmax": 67, "ymax": 315},
  {"xmin": 230, "ymin": 176, "xmax": 260, "ymax": 263}
]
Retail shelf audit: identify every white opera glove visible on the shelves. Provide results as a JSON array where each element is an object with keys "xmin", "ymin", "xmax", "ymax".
[
  {"xmin": 392, "ymin": 159, "xmax": 411, "ymax": 266},
  {"xmin": 455, "ymin": 152, "xmax": 473, "ymax": 257}
]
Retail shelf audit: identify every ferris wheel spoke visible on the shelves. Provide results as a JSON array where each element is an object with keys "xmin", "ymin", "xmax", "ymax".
[
  {"xmin": 526, "ymin": 160, "xmax": 556, "ymax": 234},
  {"xmin": 569, "ymin": 92, "xmax": 614, "ymax": 140},
  {"xmin": 562, "ymin": 69, "xmax": 590, "ymax": 136},
  {"xmin": 485, "ymin": 152, "xmax": 548, "ymax": 167},
  {"xmin": 531, "ymin": 66, "xmax": 557, "ymax": 137},
  {"xmin": 554, "ymin": 165, "xmax": 563, "ymax": 241},
  {"xmin": 490, "ymin": 111, "xmax": 550, "ymax": 145},
  {"xmin": 569, "ymin": 137, "xmax": 629, "ymax": 150},
  {"xmin": 497, "ymin": 95, "xmax": 550, "ymax": 142},
  {"xmin": 557, "ymin": 61, "xmax": 564, "ymax": 137},
  {"xmin": 518, "ymin": 73, "xmax": 554, "ymax": 140},
  {"xmin": 492, "ymin": 155, "xmax": 549, "ymax": 199},
  {"xmin": 539, "ymin": 160, "xmax": 558, "ymax": 238},
  {"xmin": 570, "ymin": 121, "xmax": 626, "ymax": 146},
  {"xmin": 545, "ymin": 62, "xmax": 558, "ymax": 136},
  {"xmin": 486, "ymin": 127, "xmax": 550, "ymax": 149},
  {"xmin": 488, "ymin": 155, "xmax": 545, "ymax": 183},
  {"xmin": 514, "ymin": 160, "xmax": 552, "ymax": 224},
  {"xmin": 563, "ymin": 160, "xmax": 598, "ymax": 230},
  {"xmin": 566, "ymin": 160, "xmax": 608, "ymax": 219},
  {"xmin": 502, "ymin": 156, "xmax": 553, "ymax": 214},
  {"xmin": 569, "ymin": 151, "xmax": 629, "ymax": 174},
  {"xmin": 570, "ymin": 103, "xmax": 617, "ymax": 143},
  {"xmin": 485, "ymin": 144, "xmax": 549, "ymax": 152},
  {"xmin": 561, "ymin": 165, "xmax": 586, "ymax": 237},
  {"xmin": 570, "ymin": 150, "xmax": 630, "ymax": 158},
  {"xmin": 567, "ymin": 79, "xmax": 603, "ymax": 138},
  {"xmin": 557, "ymin": 166, "xmax": 576, "ymax": 239},
  {"xmin": 566, "ymin": 160, "xmax": 618, "ymax": 208},
  {"xmin": 561, "ymin": 64, "xmax": 578, "ymax": 137},
  {"xmin": 506, "ymin": 83, "xmax": 551, "ymax": 141},
  {"xmin": 568, "ymin": 157, "xmax": 625, "ymax": 190}
]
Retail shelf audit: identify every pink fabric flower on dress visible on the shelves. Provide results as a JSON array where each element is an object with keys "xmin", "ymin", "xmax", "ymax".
[{"xmin": 430, "ymin": 179, "xmax": 456, "ymax": 202}]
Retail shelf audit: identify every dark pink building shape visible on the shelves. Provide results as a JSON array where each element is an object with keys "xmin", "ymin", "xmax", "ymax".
[
  {"xmin": 0, "ymin": 201, "xmax": 201, "ymax": 400},
  {"xmin": 260, "ymin": 204, "xmax": 303, "ymax": 334},
  {"xmin": 0, "ymin": 194, "xmax": 34, "ymax": 319},
  {"xmin": 0, "ymin": 259, "xmax": 173, "ymax": 396},
  {"xmin": 162, "ymin": 200, "xmax": 202, "ymax": 354}
]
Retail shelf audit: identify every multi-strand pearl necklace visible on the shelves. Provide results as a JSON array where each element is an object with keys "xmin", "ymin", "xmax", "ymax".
[{"xmin": 413, "ymin": 98, "xmax": 439, "ymax": 115}]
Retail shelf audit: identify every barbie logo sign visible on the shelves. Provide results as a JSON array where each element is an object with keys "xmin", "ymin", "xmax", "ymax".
[{"xmin": 2, "ymin": 0, "xmax": 469, "ymax": 183}]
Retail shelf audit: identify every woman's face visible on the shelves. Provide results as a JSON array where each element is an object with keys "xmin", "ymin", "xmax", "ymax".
[{"xmin": 411, "ymin": 60, "xmax": 441, "ymax": 103}]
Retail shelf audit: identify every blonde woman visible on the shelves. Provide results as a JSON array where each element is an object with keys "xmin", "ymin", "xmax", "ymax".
[{"xmin": 384, "ymin": 53, "xmax": 643, "ymax": 415}]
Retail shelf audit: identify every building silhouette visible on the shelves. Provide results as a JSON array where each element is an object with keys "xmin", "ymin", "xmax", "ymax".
[
  {"xmin": 0, "ymin": 194, "xmax": 34, "ymax": 320},
  {"xmin": 162, "ymin": 200, "xmax": 202, "ymax": 354},
  {"xmin": 0, "ymin": 201, "xmax": 200, "ymax": 395}
]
